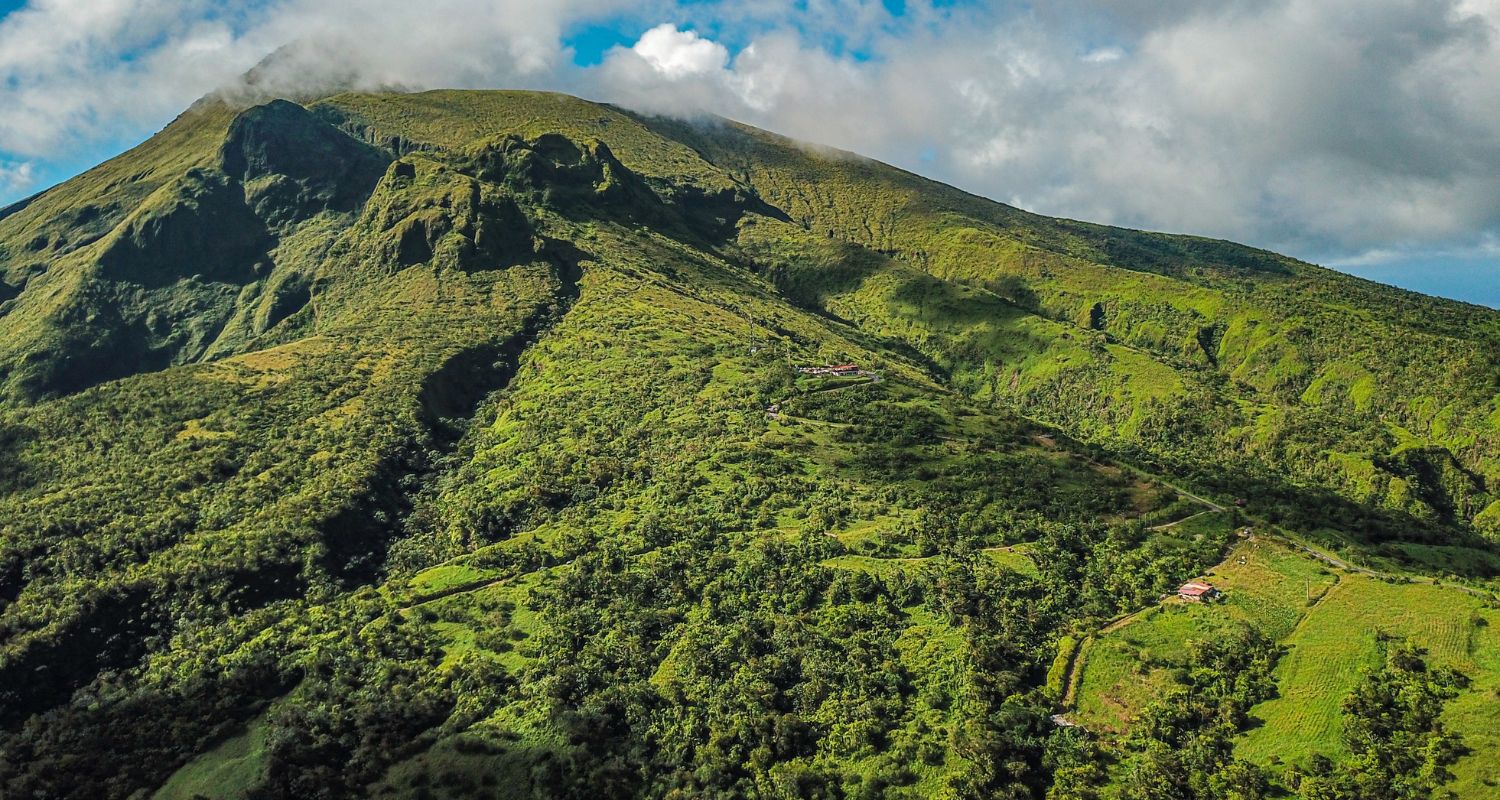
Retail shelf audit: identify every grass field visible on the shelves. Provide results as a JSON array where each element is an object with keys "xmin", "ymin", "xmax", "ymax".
[
  {"xmin": 1071, "ymin": 532, "xmax": 1500, "ymax": 793},
  {"xmin": 1237, "ymin": 575, "xmax": 1493, "ymax": 769},
  {"xmin": 1445, "ymin": 606, "xmax": 1500, "ymax": 798},
  {"xmin": 152, "ymin": 714, "xmax": 270, "ymax": 799}
]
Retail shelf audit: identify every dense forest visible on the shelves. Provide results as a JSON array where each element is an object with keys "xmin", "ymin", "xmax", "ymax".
[{"xmin": 0, "ymin": 89, "xmax": 1496, "ymax": 798}]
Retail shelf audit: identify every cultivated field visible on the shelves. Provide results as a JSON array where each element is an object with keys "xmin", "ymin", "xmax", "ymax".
[{"xmin": 1071, "ymin": 534, "xmax": 1500, "ymax": 794}]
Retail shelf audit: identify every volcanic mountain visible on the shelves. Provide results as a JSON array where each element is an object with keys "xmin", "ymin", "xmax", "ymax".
[{"xmin": 0, "ymin": 89, "xmax": 1496, "ymax": 799}]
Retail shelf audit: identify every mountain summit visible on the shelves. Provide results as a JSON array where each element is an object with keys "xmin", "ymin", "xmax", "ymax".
[{"xmin": 0, "ymin": 90, "xmax": 1496, "ymax": 798}]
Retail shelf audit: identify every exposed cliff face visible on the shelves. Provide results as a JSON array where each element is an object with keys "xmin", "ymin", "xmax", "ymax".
[
  {"xmin": 220, "ymin": 98, "xmax": 391, "ymax": 226},
  {"xmin": 346, "ymin": 157, "xmax": 535, "ymax": 273},
  {"xmin": 0, "ymin": 100, "xmax": 392, "ymax": 400}
]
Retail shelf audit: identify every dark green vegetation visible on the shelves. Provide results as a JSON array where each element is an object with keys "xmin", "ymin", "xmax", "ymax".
[
  {"xmin": 1291, "ymin": 641, "xmax": 1468, "ymax": 800},
  {"xmin": 0, "ymin": 89, "xmax": 1496, "ymax": 799}
]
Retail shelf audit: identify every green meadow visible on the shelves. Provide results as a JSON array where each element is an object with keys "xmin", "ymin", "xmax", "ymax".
[{"xmin": 1073, "ymin": 531, "xmax": 1500, "ymax": 795}]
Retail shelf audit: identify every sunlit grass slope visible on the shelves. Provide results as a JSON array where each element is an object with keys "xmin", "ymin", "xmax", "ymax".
[{"xmin": 1073, "ymin": 532, "xmax": 1500, "ymax": 795}]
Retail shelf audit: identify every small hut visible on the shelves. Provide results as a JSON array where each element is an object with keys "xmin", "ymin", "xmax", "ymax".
[{"xmin": 1177, "ymin": 581, "xmax": 1219, "ymax": 602}]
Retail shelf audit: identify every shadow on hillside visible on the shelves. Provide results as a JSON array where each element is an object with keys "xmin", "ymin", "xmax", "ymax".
[{"xmin": 1134, "ymin": 449, "xmax": 1497, "ymax": 567}]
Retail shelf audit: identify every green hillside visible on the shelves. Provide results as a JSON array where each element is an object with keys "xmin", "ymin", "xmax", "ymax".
[
  {"xmin": 1071, "ymin": 531, "xmax": 1500, "ymax": 798},
  {"xmin": 0, "ymin": 89, "xmax": 1496, "ymax": 799}
]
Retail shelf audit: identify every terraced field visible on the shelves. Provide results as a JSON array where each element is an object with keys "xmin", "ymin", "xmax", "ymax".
[
  {"xmin": 1072, "ymin": 533, "xmax": 1337, "ymax": 732},
  {"xmin": 1071, "ymin": 533, "xmax": 1500, "ymax": 793},
  {"xmin": 1238, "ymin": 575, "xmax": 1493, "ymax": 768},
  {"xmin": 1446, "ymin": 608, "xmax": 1500, "ymax": 798}
]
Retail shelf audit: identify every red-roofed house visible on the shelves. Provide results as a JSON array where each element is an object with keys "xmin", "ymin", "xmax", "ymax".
[{"xmin": 1177, "ymin": 581, "xmax": 1219, "ymax": 602}]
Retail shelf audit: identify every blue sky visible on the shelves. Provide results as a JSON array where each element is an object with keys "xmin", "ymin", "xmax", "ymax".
[
  {"xmin": 1, "ymin": 0, "xmax": 1497, "ymax": 308},
  {"xmin": 565, "ymin": 22, "xmax": 636, "ymax": 67},
  {"xmin": 1334, "ymin": 248, "xmax": 1500, "ymax": 309}
]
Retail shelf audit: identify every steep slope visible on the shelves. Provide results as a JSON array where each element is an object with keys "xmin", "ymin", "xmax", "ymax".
[
  {"xmin": 2, "ymin": 89, "xmax": 1494, "ymax": 533},
  {"xmin": 0, "ymin": 99, "xmax": 391, "ymax": 399},
  {"xmin": 0, "ymin": 89, "xmax": 1495, "ymax": 800},
  {"xmin": 247, "ymin": 90, "xmax": 1500, "ymax": 534},
  {"xmin": 651, "ymin": 117, "xmax": 1498, "ymax": 535}
]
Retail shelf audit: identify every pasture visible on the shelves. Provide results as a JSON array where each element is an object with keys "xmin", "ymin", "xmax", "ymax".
[{"xmin": 1070, "ymin": 533, "xmax": 1500, "ymax": 793}]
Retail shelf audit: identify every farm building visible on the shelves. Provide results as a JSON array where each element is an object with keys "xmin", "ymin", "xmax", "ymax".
[{"xmin": 1177, "ymin": 581, "xmax": 1219, "ymax": 602}]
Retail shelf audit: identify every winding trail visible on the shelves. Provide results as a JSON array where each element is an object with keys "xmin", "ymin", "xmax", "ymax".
[
  {"xmin": 1148, "ymin": 509, "xmax": 1221, "ymax": 531},
  {"xmin": 1262, "ymin": 532, "xmax": 1493, "ymax": 599}
]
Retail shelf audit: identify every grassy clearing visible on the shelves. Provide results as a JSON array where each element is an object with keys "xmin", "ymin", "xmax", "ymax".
[
  {"xmin": 418, "ymin": 570, "xmax": 546, "ymax": 673},
  {"xmin": 1073, "ymin": 531, "xmax": 1500, "ymax": 792},
  {"xmin": 152, "ymin": 713, "xmax": 270, "ymax": 799},
  {"xmin": 982, "ymin": 544, "xmax": 1040, "ymax": 577},
  {"xmin": 1237, "ymin": 574, "xmax": 1490, "ymax": 769},
  {"xmin": 406, "ymin": 563, "xmax": 495, "ymax": 599},
  {"xmin": 826, "ymin": 516, "xmax": 901, "ymax": 549},
  {"xmin": 1072, "ymin": 606, "xmax": 1184, "ymax": 733}
]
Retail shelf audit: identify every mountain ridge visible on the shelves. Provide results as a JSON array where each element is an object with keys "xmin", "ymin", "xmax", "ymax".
[
  {"xmin": 0, "ymin": 88, "xmax": 1497, "ymax": 799},
  {"xmin": 1, "ymin": 87, "xmax": 1495, "ymax": 557}
]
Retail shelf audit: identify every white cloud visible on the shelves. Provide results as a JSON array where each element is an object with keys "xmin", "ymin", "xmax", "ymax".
[
  {"xmin": 0, "ymin": 0, "xmax": 631, "ymax": 159},
  {"xmin": 0, "ymin": 161, "xmax": 34, "ymax": 198},
  {"xmin": 593, "ymin": 22, "xmax": 743, "ymax": 116},
  {"xmin": 1330, "ymin": 232, "xmax": 1500, "ymax": 268},
  {"xmin": 630, "ymin": 24, "xmax": 728, "ymax": 78},
  {"xmin": 591, "ymin": 1, "xmax": 1500, "ymax": 260},
  {"xmin": 1, "ymin": 0, "xmax": 1499, "ymax": 274}
]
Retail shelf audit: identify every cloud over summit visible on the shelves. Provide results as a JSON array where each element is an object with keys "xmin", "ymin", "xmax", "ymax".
[{"xmin": 1, "ymin": 0, "xmax": 1498, "ymax": 279}]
